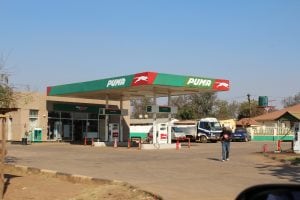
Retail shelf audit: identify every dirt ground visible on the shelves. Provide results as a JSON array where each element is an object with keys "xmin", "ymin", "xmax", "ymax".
[
  {"xmin": 2, "ymin": 149, "xmax": 299, "ymax": 200},
  {"xmin": 263, "ymin": 151, "xmax": 300, "ymax": 165},
  {"xmin": 3, "ymin": 165, "xmax": 159, "ymax": 200}
]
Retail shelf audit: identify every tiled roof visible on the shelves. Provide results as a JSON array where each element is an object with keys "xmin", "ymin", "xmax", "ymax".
[
  {"xmin": 236, "ymin": 118, "xmax": 261, "ymax": 126},
  {"xmin": 254, "ymin": 104, "xmax": 300, "ymax": 121}
]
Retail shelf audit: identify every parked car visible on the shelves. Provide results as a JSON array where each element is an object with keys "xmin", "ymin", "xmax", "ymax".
[{"xmin": 231, "ymin": 128, "xmax": 251, "ymax": 142}]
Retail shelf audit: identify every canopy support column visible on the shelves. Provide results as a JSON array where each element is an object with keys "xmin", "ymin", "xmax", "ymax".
[
  {"xmin": 119, "ymin": 96, "xmax": 123, "ymax": 142},
  {"xmin": 105, "ymin": 94, "xmax": 109, "ymax": 141},
  {"xmin": 168, "ymin": 92, "xmax": 172, "ymax": 144},
  {"xmin": 152, "ymin": 91, "xmax": 157, "ymax": 144}
]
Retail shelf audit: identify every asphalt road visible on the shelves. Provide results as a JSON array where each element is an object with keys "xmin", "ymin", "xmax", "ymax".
[{"xmin": 6, "ymin": 141, "xmax": 300, "ymax": 200}]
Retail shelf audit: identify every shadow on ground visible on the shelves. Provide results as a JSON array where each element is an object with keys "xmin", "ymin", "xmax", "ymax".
[
  {"xmin": 256, "ymin": 163, "xmax": 300, "ymax": 183},
  {"xmin": 207, "ymin": 157, "xmax": 221, "ymax": 162},
  {"xmin": 5, "ymin": 156, "xmax": 18, "ymax": 164},
  {"xmin": 4, "ymin": 174, "xmax": 22, "ymax": 196}
]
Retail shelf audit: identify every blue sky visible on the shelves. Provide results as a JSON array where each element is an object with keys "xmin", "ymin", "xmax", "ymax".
[{"xmin": 1, "ymin": 0, "xmax": 299, "ymax": 108}]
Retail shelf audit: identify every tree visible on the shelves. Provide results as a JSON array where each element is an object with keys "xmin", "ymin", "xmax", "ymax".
[
  {"xmin": 190, "ymin": 92, "xmax": 217, "ymax": 118},
  {"xmin": 0, "ymin": 53, "xmax": 16, "ymax": 200},
  {"xmin": 282, "ymin": 92, "xmax": 300, "ymax": 108},
  {"xmin": 0, "ymin": 54, "xmax": 15, "ymax": 109},
  {"xmin": 171, "ymin": 95, "xmax": 193, "ymax": 119},
  {"xmin": 170, "ymin": 92, "xmax": 217, "ymax": 120},
  {"xmin": 212, "ymin": 100, "xmax": 240, "ymax": 120},
  {"xmin": 130, "ymin": 97, "xmax": 153, "ymax": 119},
  {"xmin": 237, "ymin": 100, "xmax": 264, "ymax": 119}
]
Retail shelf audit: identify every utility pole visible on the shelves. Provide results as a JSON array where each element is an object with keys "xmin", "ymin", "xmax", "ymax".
[{"xmin": 247, "ymin": 94, "xmax": 251, "ymax": 118}]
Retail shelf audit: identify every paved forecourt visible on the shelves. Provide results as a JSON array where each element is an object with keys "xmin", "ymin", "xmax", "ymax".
[{"xmin": 7, "ymin": 142, "xmax": 300, "ymax": 200}]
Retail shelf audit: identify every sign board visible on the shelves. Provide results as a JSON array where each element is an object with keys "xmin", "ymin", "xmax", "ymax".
[
  {"xmin": 105, "ymin": 108, "xmax": 121, "ymax": 115},
  {"xmin": 99, "ymin": 108, "xmax": 128, "ymax": 116},
  {"xmin": 146, "ymin": 105, "xmax": 177, "ymax": 114},
  {"xmin": 146, "ymin": 105, "xmax": 156, "ymax": 113},
  {"xmin": 158, "ymin": 106, "xmax": 171, "ymax": 113}
]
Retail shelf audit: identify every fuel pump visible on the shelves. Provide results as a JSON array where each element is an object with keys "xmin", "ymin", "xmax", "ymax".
[
  {"xmin": 108, "ymin": 123, "xmax": 119, "ymax": 142},
  {"xmin": 157, "ymin": 123, "xmax": 168, "ymax": 144},
  {"xmin": 294, "ymin": 122, "xmax": 300, "ymax": 154}
]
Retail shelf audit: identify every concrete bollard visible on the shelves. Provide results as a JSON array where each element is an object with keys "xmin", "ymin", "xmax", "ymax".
[{"xmin": 262, "ymin": 144, "xmax": 268, "ymax": 153}]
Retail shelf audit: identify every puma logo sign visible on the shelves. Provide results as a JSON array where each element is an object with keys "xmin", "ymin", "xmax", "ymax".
[
  {"xmin": 134, "ymin": 76, "xmax": 148, "ymax": 83},
  {"xmin": 216, "ymin": 82, "xmax": 229, "ymax": 88}
]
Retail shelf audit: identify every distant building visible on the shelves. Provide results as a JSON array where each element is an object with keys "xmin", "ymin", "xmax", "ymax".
[{"xmin": 239, "ymin": 104, "xmax": 300, "ymax": 141}]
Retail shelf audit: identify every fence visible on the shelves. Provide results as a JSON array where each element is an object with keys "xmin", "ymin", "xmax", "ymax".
[{"xmin": 248, "ymin": 127, "xmax": 294, "ymax": 141}]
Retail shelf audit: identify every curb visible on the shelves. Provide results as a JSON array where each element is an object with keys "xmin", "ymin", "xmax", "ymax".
[{"xmin": 5, "ymin": 163, "xmax": 163, "ymax": 200}]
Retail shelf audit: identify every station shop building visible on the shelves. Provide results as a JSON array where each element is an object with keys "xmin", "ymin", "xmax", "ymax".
[{"xmin": 4, "ymin": 92, "xmax": 130, "ymax": 142}]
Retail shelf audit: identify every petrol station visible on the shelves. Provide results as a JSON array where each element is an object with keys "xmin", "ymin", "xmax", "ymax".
[{"xmin": 47, "ymin": 71, "xmax": 230, "ymax": 148}]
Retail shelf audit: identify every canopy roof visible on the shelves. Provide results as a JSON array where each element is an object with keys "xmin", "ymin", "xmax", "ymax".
[{"xmin": 47, "ymin": 72, "xmax": 230, "ymax": 100}]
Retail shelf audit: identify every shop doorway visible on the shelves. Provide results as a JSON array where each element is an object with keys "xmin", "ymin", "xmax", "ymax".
[{"xmin": 73, "ymin": 120, "xmax": 86, "ymax": 142}]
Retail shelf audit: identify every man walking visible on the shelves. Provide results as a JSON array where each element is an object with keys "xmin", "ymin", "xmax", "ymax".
[{"xmin": 220, "ymin": 127, "xmax": 232, "ymax": 162}]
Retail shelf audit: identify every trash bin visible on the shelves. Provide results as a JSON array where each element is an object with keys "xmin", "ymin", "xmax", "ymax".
[{"xmin": 21, "ymin": 137, "xmax": 27, "ymax": 145}]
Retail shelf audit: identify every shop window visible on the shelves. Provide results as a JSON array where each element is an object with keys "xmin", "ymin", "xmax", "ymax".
[
  {"xmin": 61, "ymin": 112, "xmax": 72, "ymax": 119},
  {"xmin": 48, "ymin": 111, "xmax": 60, "ymax": 118},
  {"xmin": 87, "ymin": 120, "xmax": 98, "ymax": 132},
  {"xmin": 88, "ymin": 113, "xmax": 98, "ymax": 119}
]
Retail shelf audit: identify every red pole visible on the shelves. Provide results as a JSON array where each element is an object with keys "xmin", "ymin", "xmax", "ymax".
[
  {"xmin": 176, "ymin": 139, "xmax": 179, "ymax": 150},
  {"xmin": 262, "ymin": 144, "xmax": 268, "ymax": 153},
  {"xmin": 84, "ymin": 136, "xmax": 87, "ymax": 145},
  {"xmin": 91, "ymin": 137, "xmax": 94, "ymax": 146},
  {"xmin": 277, "ymin": 140, "xmax": 281, "ymax": 152},
  {"xmin": 128, "ymin": 138, "xmax": 131, "ymax": 149}
]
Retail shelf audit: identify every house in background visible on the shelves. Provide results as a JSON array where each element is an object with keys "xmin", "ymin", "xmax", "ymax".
[{"xmin": 244, "ymin": 104, "xmax": 300, "ymax": 141}]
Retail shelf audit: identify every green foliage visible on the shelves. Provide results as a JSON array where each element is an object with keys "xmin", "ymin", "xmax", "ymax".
[
  {"xmin": 237, "ymin": 100, "xmax": 264, "ymax": 119},
  {"xmin": 130, "ymin": 97, "xmax": 153, "ymax": 119},
  {"xmin": 169, "ymin": 92, "xmax": 218, "ymax": 120},
  {"xmin": 189, "ymin": 92, "xmax": 217, "ymax": 118},
  {"xmin": 213, "ymin": 100, "xmax": 230, "ymax": 120},
  {"xmin": 0, "ymin": 85, "xmax": 14, "ymax": 108},
  {"xmin": 131, "ymin": 93, "xmax": 286, "ymax": 121},
  {"xmin": 0, "ymin": 55, "xmax": 15, "ymax": 109},
  {"xmin": 177, "ymin": 105, "xmax": 195, "ymax": 120}
]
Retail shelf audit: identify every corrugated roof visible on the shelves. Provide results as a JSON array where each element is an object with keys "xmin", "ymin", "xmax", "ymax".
[{"xmin": 254, "ymin": 104, "xmax": 300, "ymax": 121}]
